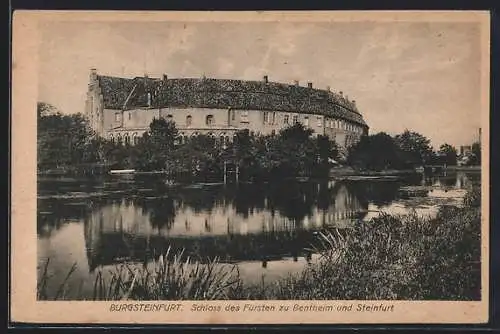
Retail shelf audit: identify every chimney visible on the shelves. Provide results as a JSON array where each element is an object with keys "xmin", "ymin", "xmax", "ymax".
[
  {"xmin": 144, "ymin": 73, "xmax": 149, "ymax": 78},
  {"xmin": 352, "ymin": 100, "xmax": 356, "ymax": 105},
  {"xmin": 307, "ymin": 82, "xmax": 313, "ymax": 88},
  {"xmin": 294, "ymin": 80, "xmax": 299, "ymax": 86},
  {"xmin": 90, "ymin": 68, "xmax": 97, "ymax": 80},
  {"xmin": 339, "ymin": 91, "xmax": 343, "ymax": 96},
  {"xmin": 263, "ymin": 75, "xmax": 269, "ymax": 83},
  {"xmin": 326, "ymin": 86, "xmax": 330, "ymax": 91}
]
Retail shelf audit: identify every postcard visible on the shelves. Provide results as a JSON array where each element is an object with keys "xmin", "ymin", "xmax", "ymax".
[{"xmin": 11, "ymin": 10, "xmax": 490, "ymax": 324}]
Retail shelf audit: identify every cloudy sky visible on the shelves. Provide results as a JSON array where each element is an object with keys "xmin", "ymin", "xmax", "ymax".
[{"xmin": 38, "ymin": 19, "xmax": 483, "ymax": 148}]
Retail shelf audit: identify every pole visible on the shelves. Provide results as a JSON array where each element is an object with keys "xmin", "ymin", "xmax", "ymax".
[{"xmin": 223, "ymin": 160, "xmax": 227, "ymax": 184}]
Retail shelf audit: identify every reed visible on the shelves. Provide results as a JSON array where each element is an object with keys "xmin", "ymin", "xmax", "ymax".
[{"xmin": 37, "ymin": 187, "xmax": 481, "ymax": 301}]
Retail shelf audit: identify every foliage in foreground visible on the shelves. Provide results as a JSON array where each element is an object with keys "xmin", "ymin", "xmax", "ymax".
[{"xmin": 38, "ymin": 188, "xmax": 481, "ymax": 301}]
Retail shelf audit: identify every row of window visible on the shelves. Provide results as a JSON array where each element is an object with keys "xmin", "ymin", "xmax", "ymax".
[
  {"xmin": 109, "ymin": 133, "xmax": 140, "ymax": 145},
  {"xmin": 114, "ymin": 110, "xmax": 363, "ymax": 134},
  {"xmin": 109, "ymin": 132, "xmax": 237, "ymax": 146}
]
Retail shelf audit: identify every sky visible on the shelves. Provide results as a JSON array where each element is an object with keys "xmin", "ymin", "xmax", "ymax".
[{"xmin": 38, "ymin": 19, "xmax": 483, "ymax": 148}]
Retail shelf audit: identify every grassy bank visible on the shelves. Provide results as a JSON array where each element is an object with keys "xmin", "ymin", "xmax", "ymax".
[{"xmin": 38, "ymin": 187, "xmax": 481, "ymax": 301}]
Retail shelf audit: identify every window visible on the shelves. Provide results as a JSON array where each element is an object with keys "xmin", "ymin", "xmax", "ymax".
[
  {"xmin": 240, "ymin": 111, "xmax": 248, "ymax": 123},
  {"xmin": 115, "ymin": 112, "xmax": 121, "ymax": 122},
  {"xmin": 317, "ymin": 116, "xmax": 322, "ymax": 127},
  {"xmin": 186, "ymin": 115, "xmax": 192, "ymax": 126},
  {"xmin": 284, "ymin": 115, "xmax": 289, "ymax": 125},
  {"xmin": 117, "ymin": 134, "xmax": 122, "ymax": 144},
  {"xmin": 133, "ymin": 133, "xmax": 138, "ymax": 145},
  {"xmin": 263, "ymin": 111, "xmax": 269, "ymax": 124},
  {"xmin": 109, "ymin": 134, "xmax": 114, "ymax": 143},
  {"xmin": 272, "ymin": 112, "xmax": 276, "ymax": 124},
  {"xmin": 293, "ymin": 115, "xmax": 298, "ymax": 124},
  {"xmin": 147, "ymin": 93, "xmax": 151, "ymax": 106},
  {"xmin": 166, "ymin": 114, "xmax": 173, "ymax": 122},
  {"xmin": 124, "ymin": 134, "xmax": 130, "ymax": 145},
  {"xmin": 304, "ymin": 116, "xmax": 309, "ymax": 126},
  {"xmin": 231, "ymin": 109, "xmax": 235, "ymax": 121},
  {"xmin": 206, "ymin": 115, "xmax": 214, "ymax": 125},
  {"xmin": 128, "ymin": 112, "xmax": 131, "ymax": 120}
]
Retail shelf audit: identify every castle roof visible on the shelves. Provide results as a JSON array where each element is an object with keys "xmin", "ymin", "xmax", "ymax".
[{"xmin": 96, "ymin": 74, "xmax": 368, "ymax": 127}]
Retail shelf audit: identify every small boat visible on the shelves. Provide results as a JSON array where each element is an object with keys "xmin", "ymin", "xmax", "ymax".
[{"xmin": 109, "ymin": 169, "xmax": 136, "ymax": 175}]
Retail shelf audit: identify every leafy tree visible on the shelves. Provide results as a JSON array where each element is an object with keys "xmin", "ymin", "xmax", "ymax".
[
  {"xmin": 393, "ymin": 130, "xmax": 433, "ymax": 166},
  {"xmin": 37, "ymin": 102, "xmax": 98, "ymax": 169},
  {"xmin": 469, "ymin": 142, "xmax": 481, "ymax": 165},
  {"xmin": 438, "ymin": 143, "xmax": 458, "ymax": 166},
  {"xmin": 137, "ymin": 118, "xmax": 178, "ymax": 171},
  {"xmin": 347, "ymin": 132, "xmax": 407, "ymax": 171}
]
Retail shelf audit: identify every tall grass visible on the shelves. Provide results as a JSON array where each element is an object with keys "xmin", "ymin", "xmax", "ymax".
[{"xmin": 38, "ymin": 186, "xmax": 481, "ymax": 301}]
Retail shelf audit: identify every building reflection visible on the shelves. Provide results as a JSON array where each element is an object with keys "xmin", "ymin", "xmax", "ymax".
[{"xmin": 83, "ymin": 181, "xmax": 368, "ymax": 271}]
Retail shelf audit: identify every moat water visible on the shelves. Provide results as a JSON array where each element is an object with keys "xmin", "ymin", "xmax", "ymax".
[{"xmin": 37, "ymin": 171, "xmax": 480, "ymax": 300}]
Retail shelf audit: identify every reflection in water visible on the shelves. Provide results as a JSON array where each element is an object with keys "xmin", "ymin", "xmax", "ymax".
[
  {"xmin": 37, "ymin": 171, "xmax": 479, "ymax": 293},
  {"xmin": 81, "ymin": 181, "xmax": 367, "ymax": 270}
]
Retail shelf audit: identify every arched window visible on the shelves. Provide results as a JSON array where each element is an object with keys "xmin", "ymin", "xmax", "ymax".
[
  {"xmin": 304, "ymin": 116, "xmax": 309, "ymax": 126},
  {"xmin": 109, "ymin": 134, "xmax": 114, "ymax": 143},
  {"xmin": 133, "ymin": 133, "xmax": 138, "ymax": 145},
  {"xmin": 166, "ymin": 114, "xmax": 173, "ymax": 122},
  {"xmin": 186, "ymin": 115, "xmax": 192, "ymax": 126},
  {"xmin": 124, "ymin": 133, "xmax": 130, "ymax": 145},
  {"xmin": 117, "ymin": 134, "xmax": 122, "ymax": 145},
  {"xmin": 220, "ymin": 134, "xmax": 226, "ymax": 146},
  {"xmin": 206, "ymin": 115, "xmax": 214, "ymax": 126}
]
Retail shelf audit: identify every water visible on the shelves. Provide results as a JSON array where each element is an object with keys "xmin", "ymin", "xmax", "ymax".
[{"xmin": 37, "ymin": 171, "xmax": 479, "ymax": 299}]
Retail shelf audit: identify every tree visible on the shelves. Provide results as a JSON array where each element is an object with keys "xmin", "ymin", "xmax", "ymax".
[
  {"xmin": 469, "ymin": 142, "xmax": 481, "ymax": 165},
  {"xmin": 316, "ymin": 135, "xmax": 339, "ymax": 164},
  {"xmin": 393, "ymin": 130, "xmax": 433, "ymax": 166},
  {"xmin": 438, "ymin": 143, "xmax": 458, "ymax": 166},
  {"xmin": 137, "ymin": 118, "xmax": 179, "ymax": 171},
  {"xmin": 37, "ymin": 102, "xmax": 57, "ymax": 118},
  {"xmin": 37, "ymin": 102, "xmax": 97, "ymax": 169},
  {"xmin": 347, "ymin": 132, "xmax": 407, "ymax": 171}
]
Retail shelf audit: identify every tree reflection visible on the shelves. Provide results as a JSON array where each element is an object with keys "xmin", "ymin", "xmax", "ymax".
[{"xmin": 143, "ymin": 197, "xmax": 177, "ymax": 232}]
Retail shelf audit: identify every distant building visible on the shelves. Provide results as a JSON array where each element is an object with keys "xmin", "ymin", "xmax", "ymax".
[
  {"xmin": 460, "ymin": 145, "xmax": 472, "ymax": 157},
  {"xmin": 85, "ymin": 69, "xmax": 369, "ymax": 151}
]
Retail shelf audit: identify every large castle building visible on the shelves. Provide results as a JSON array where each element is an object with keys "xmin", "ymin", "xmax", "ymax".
[{"xmin": 85, "ymin": 68, "xmax": 369, "ymax": 150}]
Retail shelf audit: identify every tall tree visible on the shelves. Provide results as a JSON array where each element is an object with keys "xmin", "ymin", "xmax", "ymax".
[
  {"xmin": 138, "ymin": 118, "xmax": 179, "ymax": 171},
  {"xmin": 393, "ymin": 130, "xmax": 433, "ymax": 166},
  {"xmin": 37, "ymin": 102, "xmax": 97, "ymax": 169},
  {"xmin": 438, "ymin": 143, "xmax": 458, "ymax": 166},
  {"xmin": 470, "ymin": 142, "xmax": 481, "ymax": 165},
  {"xmin": 347, "ymin": 132, "xmax": 407, "ymax": 171}
]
